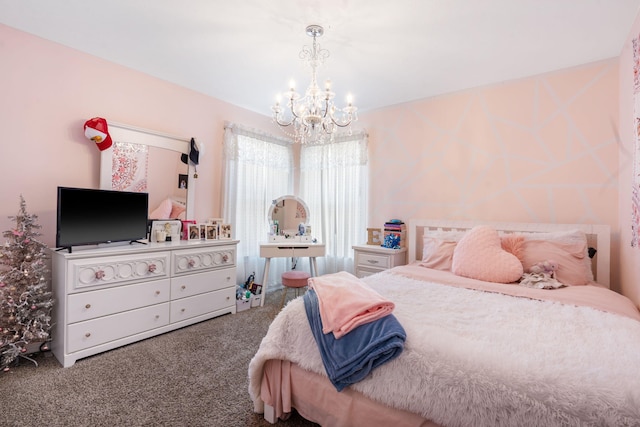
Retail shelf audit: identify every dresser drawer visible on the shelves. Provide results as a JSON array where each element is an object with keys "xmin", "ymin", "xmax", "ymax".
[
  {"xmin": 68, "ymin": 251, "xmax": 170, "ymax": 291},
  {"xmin": 171, "ymin": 268, "xmax": 236, "ymax": 299},
  {"xmin": 356, "ymin": 252, "xmax": 391, "ymax": 269},
  {"xmin": 355, "ymin": 266, "xmax": 384, "ymax": 278},
  {"xmin": 67, "ymin": 278, "xmax": 170, "ymax": 323},
  {"xmin": 172, "ymin": 246, "xmax": 236, "ymax": 275},
  {"xmin": 67, "ymin": 303, "xmax": 170, "ymax": 353},
  {"xmin": 170, "ymin": 287, "xmax": 236, "ymax": 322}
]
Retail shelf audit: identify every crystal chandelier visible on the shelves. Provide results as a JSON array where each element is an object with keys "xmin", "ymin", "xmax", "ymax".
[{"xmin": 272, "ymin": 25, "xmax": 358, "ymax": 145}]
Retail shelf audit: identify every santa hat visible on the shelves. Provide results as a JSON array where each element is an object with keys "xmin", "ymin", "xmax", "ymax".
[{"xmin": 83, "ymin": 117, "xmax": 113, "ymax": 151}]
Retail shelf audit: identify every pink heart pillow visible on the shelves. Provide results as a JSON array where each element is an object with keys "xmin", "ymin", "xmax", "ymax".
[{"xmin": 452, "ymin": 226, "xmax": 524, "ymax": 283}]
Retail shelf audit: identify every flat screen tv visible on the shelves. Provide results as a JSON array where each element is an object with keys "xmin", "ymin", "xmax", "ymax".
[{"xmin": 56, "ymin": 187, "xmax": 149, "ymax": 251}]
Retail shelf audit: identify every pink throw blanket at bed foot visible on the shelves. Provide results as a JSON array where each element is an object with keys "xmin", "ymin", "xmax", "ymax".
[{"xmin": 308, "ymin": 271, "xmax": 395, "ymax": 338}]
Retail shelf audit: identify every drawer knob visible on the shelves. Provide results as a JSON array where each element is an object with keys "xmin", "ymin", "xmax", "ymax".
[
  {"xmin": 94, "ymin": 270, "xmax": 105, "ymax": 280},
  {"xmin": 85, "ymin": 332, "xmax": 91, "ymax": 338},
  {"xmin": 85, "ymin": 304, "xmax": 91, "ymax": 309},
  {"xmin": 148, "ymin": 263, "xmax": 157, "ymax": 273},
  {"xmin": 222, "ymin": 254, "xmax": 229, "ymax": 262},
  {"xmin": 155, "ymin": 290, "xmax": 161, "ymax": 295},
  {"xmin": 367, "ymin": 260, "xmax": 379, "ymax": 265},
  {"xmin": 181, "ymin": 308, "xmax": 186, "ymax": 312},
  {"xmin": 155, "ymin": 315, "xmax": 160, "ymax": 319},
  {"xmin": 188, "ymin": 259, "xmax": 196, "ymax": 268},
  {"xmin": 181, "ymin": 285, "xmax": 186, "ymax": 290}
]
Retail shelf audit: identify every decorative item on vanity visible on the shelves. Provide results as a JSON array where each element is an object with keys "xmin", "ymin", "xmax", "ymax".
[
  {"xmin": 0, "ymin": 196, "xmax": 54, "ymax": 371},
  {"xmin": 271, "ymin": 24, "xmax": 358, "ymax": 145}
]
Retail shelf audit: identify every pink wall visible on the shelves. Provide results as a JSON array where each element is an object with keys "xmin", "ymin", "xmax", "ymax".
[
  {"xmin": 618, "ymin": 14, "xmax": 640, "ymax": 307},
  {"xmin": 359, "ymin": 60, "xmax": 622, "ymax": 291},
  {"xmin": 0, "ymin": 24, "xmax": 274, "ymax": 247},
  {"xmin": 1, "ymin": 23, "xmax": 634, "ymax": 303}
]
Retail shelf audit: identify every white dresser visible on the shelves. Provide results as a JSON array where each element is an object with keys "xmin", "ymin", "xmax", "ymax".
[
  {"xmin": 51, "ymin": 240, "xmax": 238, "ymax": 367},
  {"xmin": 352, "ymin": 244, "xmax": 407, "ymax": 278}
]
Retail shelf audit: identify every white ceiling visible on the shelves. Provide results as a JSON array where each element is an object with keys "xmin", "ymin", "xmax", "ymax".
[{"xmin": 1, "ymin": 0, "xmax": 639, "ymax": 115}]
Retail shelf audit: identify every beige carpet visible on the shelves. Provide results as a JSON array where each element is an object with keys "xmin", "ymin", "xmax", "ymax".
[{"xmin": 0, "ymin": 289, "xmax": 319, "ymax": 427}]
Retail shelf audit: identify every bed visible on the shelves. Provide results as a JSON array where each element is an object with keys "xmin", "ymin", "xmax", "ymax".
[{"xmin": 248, "ymin": 219, "xmax": 640, "ymax": 426}]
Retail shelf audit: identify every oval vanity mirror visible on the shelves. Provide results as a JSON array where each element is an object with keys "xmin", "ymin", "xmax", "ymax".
[{"xmin": 268, "ymin": 195, "xmax": 309, "ymax": 237}]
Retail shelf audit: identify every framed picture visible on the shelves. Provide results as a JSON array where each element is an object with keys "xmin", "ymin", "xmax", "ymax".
[
  {"xmin": 150, "ymin": 220, "xmax": 182, "ymax": 242},
  {"xmin": 220, "ymin": 224, "xmax": 232, "ymax": 239},
  {"xmin": 205, "ymin": 224, "xmax": 217, "ymax": 240},
  {"xmin": 188, "ymin": 224, "xmax": 201, "ymax": 240},
  {"xmin": 181, "ymin": 220, "xmax": 196, "ymax": 240},
  {"xmin": 178, "ymin": 174, "xmax": 188, "ymax": 189},
  {"xmin": 199, "ymin": 224, "xmax": 207, "ymax": 239}
]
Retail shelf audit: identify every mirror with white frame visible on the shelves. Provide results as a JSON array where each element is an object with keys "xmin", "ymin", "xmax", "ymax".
[
  {"xmin": 268, "ymin": 195, "xmax": 310, "ymax": 238},
  {"xmin": 99, "ymin": 122, "xmax": 195, "ymax": 221}
]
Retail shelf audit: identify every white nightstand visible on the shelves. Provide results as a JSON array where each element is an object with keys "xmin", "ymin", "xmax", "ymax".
[{"xmin": 352, "ymin": 245, "xmax": 408, "ymax": 278}]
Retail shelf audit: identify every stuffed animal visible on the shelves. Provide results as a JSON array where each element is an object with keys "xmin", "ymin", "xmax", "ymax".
[
  {"xmin": 520, "ymin": 260, "xmax": 563, "ymax": 289},
  {"xmin": 528, "ymin": 260, "xmax": 558, "ymax": 278}
]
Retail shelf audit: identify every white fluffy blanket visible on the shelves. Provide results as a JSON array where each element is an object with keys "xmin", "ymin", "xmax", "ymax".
[{"xmin": 249, "ymin": 269, "xmax": 640, "ymax": 426}]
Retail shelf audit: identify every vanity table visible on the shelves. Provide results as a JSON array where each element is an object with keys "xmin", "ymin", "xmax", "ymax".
[
  {"xmin": 259, "ymin": 195, "xmax": 324, "ymax": 306},
  {"xmin": 259, "ymin": 242, "xmax": 326, "ymax": 306}
]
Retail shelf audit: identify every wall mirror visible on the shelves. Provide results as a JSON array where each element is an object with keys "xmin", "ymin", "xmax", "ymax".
[
  {"xmin": 268, "ymin": 195, "xmax": 309, "ymax": 236},
  {"xmin": 99, "ymin": 122, "xmax": 195, "ymax": 221}
]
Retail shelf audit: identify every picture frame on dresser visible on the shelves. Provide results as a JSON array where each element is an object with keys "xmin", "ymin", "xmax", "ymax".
[
  {"xmin": 149, "ymin": 220, "xmax": 182, "ymax": 243},
  {"xmin": 220, "ymin": 224, "xmax": 232, "ymax": 239},
  {"xmin": 188, "ymin": 224, "xmax": 200, "ymax": 240},
  {"xmin": 205, "ymin": 224, "xmax": 217, "ymax": 240}
]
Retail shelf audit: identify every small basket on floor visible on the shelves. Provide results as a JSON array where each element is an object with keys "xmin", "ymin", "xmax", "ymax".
[{"xmin": 280, "ymin": 271, "xmax": 310, "ymax": 309}]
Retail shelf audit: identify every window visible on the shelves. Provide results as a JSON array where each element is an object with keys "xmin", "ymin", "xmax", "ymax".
[
  {"xmin": 222, "ymin": 123, "xmax": 293, "ymax": 285},
  {"xmin": 223, "ymin": 123, "xmax": 369, "ymax": 289},
  {"xmin": 300, "ymin": 132, "xmax": 369, "ymax": 274}
]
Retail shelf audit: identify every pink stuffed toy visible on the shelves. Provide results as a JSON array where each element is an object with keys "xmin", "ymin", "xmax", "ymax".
[{"xmin": 528, "ymin": 260, "xmax": 558, "ymax": 278}]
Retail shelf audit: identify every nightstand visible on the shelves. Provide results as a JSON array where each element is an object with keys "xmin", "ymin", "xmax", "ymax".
[{"xmin": 352, "ymin": 245, "xmax": 408, "ymax": 278}]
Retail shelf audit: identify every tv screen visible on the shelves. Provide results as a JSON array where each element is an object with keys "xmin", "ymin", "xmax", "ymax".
[{"xmin": 56, "ymin": 187, "xmax": 149, "ymax": 249}]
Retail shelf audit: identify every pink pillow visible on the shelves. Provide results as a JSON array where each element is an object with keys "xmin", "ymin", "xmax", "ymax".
[
  {"xmin": 149, "ymin": 198, "xmax": 172, "ymax": 219},
  {"xmin": 500, "ymin": 234, "xmax": 525, "ymax": 262},
  {"xmin": 420, "ymin": 230, "xmax": 466, "ymax": 270},
  {"xmin": 522, "ymin": 240, "xmax": 593, "ymax": 286},
  {"xmin": 170, "ymin": 202, "xmax": 186, "ymax": 219},
  {"xmin": 452, "ymin": 226, "xmax": 523, "ymax": 283},
  {"xmin": 519, "ymin": 230, "xmax": 592, "ymax": 286}
]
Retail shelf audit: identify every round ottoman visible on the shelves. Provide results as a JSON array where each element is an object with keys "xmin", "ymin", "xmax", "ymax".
[{"xmin": 280, "ymin": 270, "xmax": 311, "ymax": 309}]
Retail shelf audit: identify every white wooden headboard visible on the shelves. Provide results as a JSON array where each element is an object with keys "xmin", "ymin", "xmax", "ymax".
[{"xmin": 408, "ymin": 219, "xmax": 611, "ymax": 288}]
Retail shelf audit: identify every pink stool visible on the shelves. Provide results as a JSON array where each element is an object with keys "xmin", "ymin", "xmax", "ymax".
[{"xmin": 280, "ymin": 270, "xmax": 311, "ymax": 309}]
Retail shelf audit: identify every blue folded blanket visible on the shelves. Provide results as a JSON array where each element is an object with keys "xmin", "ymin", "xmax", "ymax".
[{"xmin": 303, "ymin": 288, "xmax": 406, "ymax": 392}]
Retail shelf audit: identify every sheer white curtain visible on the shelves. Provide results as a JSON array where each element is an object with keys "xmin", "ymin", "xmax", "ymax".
[
  {"xmin": 222, "ymin": 122, "xmax": 293, "ymax": 288},
  {"xmin": 300, "ymin": 131, "xmax": 369, "ymax": 275}
]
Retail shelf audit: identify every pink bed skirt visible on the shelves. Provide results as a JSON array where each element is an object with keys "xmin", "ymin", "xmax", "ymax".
[{"xmin": 261, "ymin": 359, "xmax": 440, "ymax": 427}]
